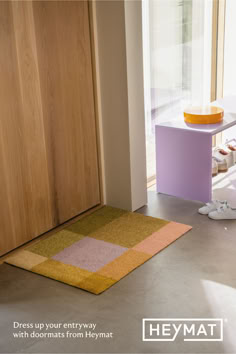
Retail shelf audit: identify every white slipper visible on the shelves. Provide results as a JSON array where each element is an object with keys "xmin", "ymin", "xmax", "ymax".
[
  {"xmin": 198, "ymin": 200, "xmax": 225, "ymax": 215},
  {"xmin": 208, "ymin": 202, "xmax": 236, "ymax": 220},
  {"xmin": 219, "ymin": 144, "xmax": 234, "ymax": 168},
  {"xmin": 212, "ymin": 148, "xmax": 228, "ymax": 172},
  {"xmin": 227, "ymin": 144, "xmax": 236, "ymax": 164},
  {"xmin": 212, "ymin": 157, "xmax": 218, "ymax": 177}
]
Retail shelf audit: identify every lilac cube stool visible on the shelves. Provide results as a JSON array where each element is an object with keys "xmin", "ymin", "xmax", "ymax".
[{"xmin": 155, "ymin": 113, "xmax": 236, "ymax": 203}]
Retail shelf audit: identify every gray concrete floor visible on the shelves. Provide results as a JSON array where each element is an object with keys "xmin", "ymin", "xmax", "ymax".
[{"xmin": 1, "ymin": 190, "xmax": 236, "ymax": 353}]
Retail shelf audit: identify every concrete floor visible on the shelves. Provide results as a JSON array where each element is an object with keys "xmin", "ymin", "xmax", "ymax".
[{"xmin": 1, "ymin": 190, "xmax": 236, "ymax": 353}]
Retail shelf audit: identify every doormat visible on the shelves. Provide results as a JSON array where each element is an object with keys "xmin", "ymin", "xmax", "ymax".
[{"xmin": 5, "ymin": 206, "xmax": 192, "ymax": 294}]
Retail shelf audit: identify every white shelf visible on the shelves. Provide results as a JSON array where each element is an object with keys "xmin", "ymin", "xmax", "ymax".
[
  {"xmin": 156, "ymin": 96, "xmax": 236, "ymax": 136},
  {"xmin": 156, "ymin": 112, "xmax": 236, "ymax": 135}
]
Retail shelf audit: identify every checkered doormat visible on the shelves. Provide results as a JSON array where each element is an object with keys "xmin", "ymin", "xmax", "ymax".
[{"xmin": 5, "ymin": 206, "xmax": 192, "ymax": 294}]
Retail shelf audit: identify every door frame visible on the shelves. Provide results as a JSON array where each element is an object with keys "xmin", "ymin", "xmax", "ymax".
[{"xmin": 211, "ymin": 0, "xmax": 226, "ymax": 146}]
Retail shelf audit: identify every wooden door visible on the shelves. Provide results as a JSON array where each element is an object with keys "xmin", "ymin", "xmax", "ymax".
[{"xmin": 0, "ymin": 1, "xmax": 100, "ymax": 256}]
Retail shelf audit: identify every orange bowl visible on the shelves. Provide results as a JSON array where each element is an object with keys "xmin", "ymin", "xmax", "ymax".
[{"xmin": 184, "ymin": 106, "xmax": 224, "ymax": 124}]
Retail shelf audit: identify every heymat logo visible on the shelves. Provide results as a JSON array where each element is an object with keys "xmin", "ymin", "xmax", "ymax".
[{"xmin": 142, "ymin": 318, "xmax": 223, "ymax": 342}]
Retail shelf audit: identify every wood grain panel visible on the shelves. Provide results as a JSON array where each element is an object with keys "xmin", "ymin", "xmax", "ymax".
[
  {"xmin": 0, "ymin": 1, "xmax": 55, "ymax": 256},
  {"xmin": 11, "ymin": 1, "xmax": 55, "ymax": 230},
  {"xmin": 0, "ymin": 0, "xmax": 100, "ymax": 256},
  {"xmin": 32, "ymin": 0, "xmax": 100, "ymax": 223}
]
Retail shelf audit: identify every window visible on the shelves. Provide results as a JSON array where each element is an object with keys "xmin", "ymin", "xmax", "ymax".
[
  {"xmin": 223, "ymin": 0, "xmax": 236, "ymax": 96},
  {"xmin": 143, "ymin": 0, "xmax": 213, "ymax": 182}
]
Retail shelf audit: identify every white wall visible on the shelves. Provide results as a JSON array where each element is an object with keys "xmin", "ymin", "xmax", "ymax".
[
  {"xmin": 124, "ymin": 0, "xmax": 147, "ymax": 211},
  {"xmin": 93, "ymin": 0, "xmax": 147, "ymax": 211}
]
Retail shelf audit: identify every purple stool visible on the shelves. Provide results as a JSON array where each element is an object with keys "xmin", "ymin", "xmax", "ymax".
[{"xmin": 155, "ymin": 113, "xmax": 236, "ymax": 203}]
